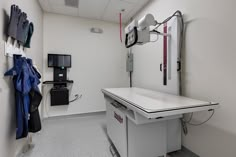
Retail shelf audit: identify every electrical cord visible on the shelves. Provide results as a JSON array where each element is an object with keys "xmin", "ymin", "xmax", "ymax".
[
  {"xmin": 42, "ymin": 83, "xmax": 82, "ymax": 118},
  {"xmin": 152, "ymin": 10, "xmax": 184, "ymax": 30},
  {"xmin": 157, "ymin": 11, "xmax": 184, "ymax": 55},
  {"xmin": 187, "ymin": 109, "xmax": 215, "ymax": 126},
  {"xmin": 151, "ymin": 11, "xmax": 184, "ymax": 70},
  {"xmin": 69, "ymin": 94, "xmax": 82, "ymax": 103},
  {"xmin": 150, "ymin": 30, "xmax": 171, "ymax": 42},
  {"xmin": 181, "ymin": 109, "xmax": 215, "ymax": 135},
  {"xmin": 152, "ymin": 10, "xmax": 185, "ymax": 94},
  {"xmin": 182, "ymin": 112, "xmax": 193, "ymax": 123},
  {"xmin": 181, "ymin": 118, "xmax": 188, "ymax": 135},
  {"xmin": 181, "ymin": 112, "xmax": 193, "ymax": 135}
]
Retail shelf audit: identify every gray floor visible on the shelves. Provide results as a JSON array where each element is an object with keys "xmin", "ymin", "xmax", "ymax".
[
  {"xmin": 23, "ymin": 113, "xmax": 198, "ymax": 157},
  {"xmin": 168, "ymin": 147, "xmax": 199, "ymax": 157},
  {"xmin": 24, "ymin": 113, "xmax": 112, "ymax": 157}
]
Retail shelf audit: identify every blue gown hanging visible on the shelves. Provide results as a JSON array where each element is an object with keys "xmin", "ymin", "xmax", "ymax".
[{"xmin": 5, "ymin": 55, "xmax": 42, "ymax": 139}]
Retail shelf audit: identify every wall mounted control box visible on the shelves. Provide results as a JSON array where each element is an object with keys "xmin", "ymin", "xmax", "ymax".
[{"xmin": 50, "ymin": 87, "xmax": 69, "ymax": 106}]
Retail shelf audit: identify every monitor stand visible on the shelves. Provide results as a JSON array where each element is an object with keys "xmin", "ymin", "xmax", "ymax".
[{"xmin": 53, "ymin": 67, "xmax": 67, "ymax": 87}]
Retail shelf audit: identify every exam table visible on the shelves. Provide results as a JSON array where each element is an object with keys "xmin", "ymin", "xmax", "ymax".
[{"xmin": 102, "ymin": 87, "xmax": 219, "ymax": 157}]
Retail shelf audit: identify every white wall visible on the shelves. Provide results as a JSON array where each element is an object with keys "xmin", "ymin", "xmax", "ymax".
[
  {"xmin": 132, "ymin": 0, "xmax": 236, "ymax": 156},
  {"xmin": 0, "ymin": 0, "xmax": 43, "ymax": 157},
  {"xmin": 43, "ymin": 13, "xmax": 128, "ymax": 117}
]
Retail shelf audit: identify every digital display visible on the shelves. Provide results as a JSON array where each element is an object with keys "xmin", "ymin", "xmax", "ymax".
[
  {"xmin": 125, "ymin": 27, "xmax": 138, "ymax": 48},
  {"xmin": 48, "ymin": 54, "xmax": 71, "ymax": 68}
]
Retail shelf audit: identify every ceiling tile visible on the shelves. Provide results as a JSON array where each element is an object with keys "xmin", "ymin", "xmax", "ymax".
[
  {"xmin": 123, "ymin": 4, "xmax": 142, "ymax": 22},
  {"xmin": 51, "ymin": 6, "xmax": 79, "ymax": 16},
  {"xmin": 102, "ymin": 0, "xmax": 134, "ymax": 23},
  {"xmin": 122, "ymin": 0, "xmax": 151, "ymax": 23},
  {"xmin": 79, "ymin": 0, "xmax": 110, "ymax": 19},
  {"xmin": 38, "ymin": 0, "xmax": 151, "ymax": 24}
]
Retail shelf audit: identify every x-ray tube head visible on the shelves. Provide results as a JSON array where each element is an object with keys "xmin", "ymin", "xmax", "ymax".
[
  {"xmin": 125, "ymin": 14, "xmax": 158, "ymax": 48},
  {"xmin": 138, "ymin": 14, "xmax": 157, "ymax": 30}
]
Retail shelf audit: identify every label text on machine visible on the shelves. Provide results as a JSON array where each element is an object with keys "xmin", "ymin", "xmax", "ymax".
[{"xmin": 114, "ymin": 112, "xmax": 123, "ymax": 124}]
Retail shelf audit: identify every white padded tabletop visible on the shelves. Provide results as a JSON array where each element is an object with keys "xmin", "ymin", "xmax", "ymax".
[{"xmin": 102, "ymin": 87, "xmax": 218, "ymax": 113}]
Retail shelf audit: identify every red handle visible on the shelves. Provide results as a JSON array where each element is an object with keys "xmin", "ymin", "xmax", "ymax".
[{"xmin": 163, "ymin": 23, "xmax": 168, "ymax": 86}]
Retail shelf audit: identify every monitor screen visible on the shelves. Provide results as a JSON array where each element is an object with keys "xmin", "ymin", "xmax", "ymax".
[{"xmin": 48, "ymin": 54, "xmax": 71, "ymax": 68}]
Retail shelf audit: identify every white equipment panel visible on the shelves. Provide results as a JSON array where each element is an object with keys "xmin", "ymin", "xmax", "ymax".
[
  {"xmin": 161, "ymin": 16, "xmax": 181, "ymax": 95},
  {"xmin": 102, "ymin": 88, "xmax": 219, "ymax": 119}
]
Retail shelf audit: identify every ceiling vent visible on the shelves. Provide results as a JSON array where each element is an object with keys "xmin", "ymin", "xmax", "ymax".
[{"xmin": 65, "ymin": 0, "xmax": 79, "ymax": 8}]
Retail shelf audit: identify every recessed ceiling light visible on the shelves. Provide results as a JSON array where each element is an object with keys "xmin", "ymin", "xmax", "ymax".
[{"xmin": 65, "ymin": 0, "xmax": 79, "ymax": 8}]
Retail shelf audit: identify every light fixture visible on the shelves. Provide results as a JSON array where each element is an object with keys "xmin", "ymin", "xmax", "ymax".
[{"xmin": 90, "ymin": 27, "xmax": 103, "ymax": 34}]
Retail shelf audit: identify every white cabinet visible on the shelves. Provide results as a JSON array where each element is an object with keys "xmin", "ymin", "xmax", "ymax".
[
  {"xmin": 127, "ymin": 118, "xmax": 167, "ymax": 157},
  {"xmin": 105, "ymin": 96, "xmax": 180, "ymax": 157},
  {"xmin": 106, "ymin": 98, "xmax": 128, "ymax": 157}
]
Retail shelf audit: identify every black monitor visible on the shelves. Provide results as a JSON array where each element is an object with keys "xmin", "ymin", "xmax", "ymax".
[{"xmin": 48, "ymin": 54, "xmax": 71, "ymax": 68}]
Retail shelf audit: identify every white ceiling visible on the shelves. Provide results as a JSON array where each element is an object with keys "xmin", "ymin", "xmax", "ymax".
[{"xmin": 38, "ymin": 0, "xmax": 151, "ymax": 24}]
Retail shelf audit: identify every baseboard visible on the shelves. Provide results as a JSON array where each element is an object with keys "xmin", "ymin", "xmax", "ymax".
[
  {"xmin": 15, "ymin": 144, "xmax": 26, "ymax": 157},
  {"xmin": 15, "ymin": 134, "xmax": 36, "ymax": 157},
  {"xmin": 15, "ymin": 139, "xmax": 28, "ymax": 157}
]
